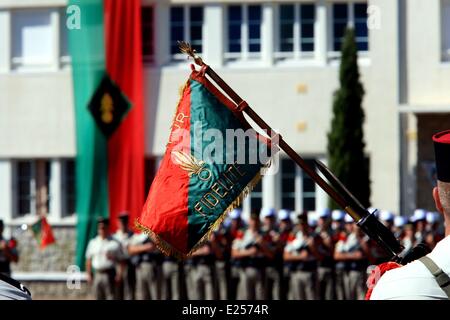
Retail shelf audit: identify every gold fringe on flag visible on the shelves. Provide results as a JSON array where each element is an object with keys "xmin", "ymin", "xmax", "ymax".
[{"xmin": 135, "ymin": 163, "xmax": 270, "ymax": 260}]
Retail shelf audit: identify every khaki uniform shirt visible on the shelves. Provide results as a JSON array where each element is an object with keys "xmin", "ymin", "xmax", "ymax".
[{"xmin": 85, "ymin": 236, "xmax": 121, "ymax": 271}]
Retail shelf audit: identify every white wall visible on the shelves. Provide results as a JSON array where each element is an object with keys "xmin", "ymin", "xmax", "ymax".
[
  {"xmin": 363, "ymin": 0, "xmax": 400, "ymax": 213},
  {"xmin": 407, "ymin": 0, "xmax": 450, "ymax": 105},
  {"xmin": 0, "ymin": 72, "xmax": 76, "ymax": 157}
]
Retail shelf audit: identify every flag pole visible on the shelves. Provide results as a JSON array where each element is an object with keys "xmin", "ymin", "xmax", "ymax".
[
  {"xmin": 178, "ymin": 42, "xmax": 408, "ymax": 260},
  {"xmin": 178, "ymin": 42, "xmax": 351, "ymax": 216}
]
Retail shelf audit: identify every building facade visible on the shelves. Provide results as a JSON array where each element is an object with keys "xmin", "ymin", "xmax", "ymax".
[{"xmin": 0, "ymin": 0, "xmax": 449, "ymax": 295}]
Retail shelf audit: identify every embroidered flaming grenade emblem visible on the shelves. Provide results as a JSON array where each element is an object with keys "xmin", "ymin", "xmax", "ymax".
[
  {"xmin": 100, "ymin": 93, "xmax": 114, "ymax": 124},
  {"xmin": 171, "ymin": 150, "xmax": 212, "ymax": 181}
]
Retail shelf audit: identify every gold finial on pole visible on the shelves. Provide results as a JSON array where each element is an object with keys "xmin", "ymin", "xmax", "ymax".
[{"xmin": 178, "ymin": 41, "xmax": 204, "ymax": 66}]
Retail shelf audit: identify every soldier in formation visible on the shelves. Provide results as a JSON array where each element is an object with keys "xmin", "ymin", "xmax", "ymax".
[{"xmin": 85, "ymin": 206, "xmax": 444, "ymax": 300}]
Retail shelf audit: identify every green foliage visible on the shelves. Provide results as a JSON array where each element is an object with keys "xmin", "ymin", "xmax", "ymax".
[{"xmin": 327, "ymin": 28, "xmax": 371, "ymax": 209}]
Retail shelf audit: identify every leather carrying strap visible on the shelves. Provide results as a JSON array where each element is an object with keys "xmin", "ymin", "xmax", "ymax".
[{"xmin": 419, "ymin": 255, "xmax": 450, "ymax": 298}]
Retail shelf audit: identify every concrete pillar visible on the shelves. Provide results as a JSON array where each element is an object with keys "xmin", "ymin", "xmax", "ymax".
[
  {"xmin": 241, "ymin": 5, "xmax": 249, "ymax": 61},
  {"xmin": 35, "ymin": 160, "xmax": 48, "ymax": 216},
  {"xmin": 293, "ymin": 4, "xmax": 300, "ymax": 60},
  {"xmin": 0, "ymin": 10, "xmax": 11, "ymax": 73},
  {"xmin": 0, "ymin": 161, "xmax": 12, "ymax": 223},
  {"xmin": 315, "ymin": 0, "xmax": 327, "ymax": 65},
  {"xmin": 50, "ymin": 8, "xmax": 60, "ymax": 71},
  {"xmin": 296, "ymin": 167, "xmax": 303, "ymax": 212},
  {"xmin": 315, "ymin": 156, "xmax": 329, "ymax": 210},
  {"xmin": 242, "ymin": 197, "xmax": 250, "ymax": 223},
  {"xmin": 261, "ymin": 3, "xmax": 274, "ymax": 66},
  {"xmin": 326, "ymin": 0, "xmax": 333, "ymax": 54},
  {"xmin": 400, "ymin": 112, "xmax": 418, "ymax": 216},
  {"xmin": 203, "ymin": 3, "xmax": 223, "ymax": 67},
  {"xmin": 49, "ymin": 159, "xmax": 62, "ymax": 219},
  {"xmin": 262, "ymin": 170, "xmax": 276, "ymax": 210},
  {"xmin": 155, "ymin": 2, "xmax": 170, "ymax": 66}
]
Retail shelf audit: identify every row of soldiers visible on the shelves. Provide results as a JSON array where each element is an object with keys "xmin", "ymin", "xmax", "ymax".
[{"xmin": 85, "ymin": 208, "xmax": 444, "ymax": 300}]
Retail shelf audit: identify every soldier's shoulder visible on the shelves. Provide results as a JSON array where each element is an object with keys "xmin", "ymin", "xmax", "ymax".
[
  {"xmin": 107, "ymin": 235, "xmax": 122, "ymax": 245},
  {"xmin": 0, "ymin": 275, "xmax": 32, "ymax": 300},
  {"xmin": 87, "ymin": 235, "xmax": 99, "ymax": 245},
  {"xmin": 370, "ymin": 260, "xmax": 438, "ymax": 300}
]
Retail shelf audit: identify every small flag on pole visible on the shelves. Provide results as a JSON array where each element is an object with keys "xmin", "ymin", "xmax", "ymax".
[
  {"xmin": 137, "ymin": 68, "xmax": 274, "ymax": 258},
  {"xmin": 30, "ymin": 216, "xmax": 56, "ymax": 250}
]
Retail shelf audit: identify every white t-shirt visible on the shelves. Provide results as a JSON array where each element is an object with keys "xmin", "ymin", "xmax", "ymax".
[
  {"xmin": 370, "ymin": 235, "xmax": 450, "ymax": 300},
  {"xmin": 85, "ymin": 236, "xmax": 121, "ymax": 271}
]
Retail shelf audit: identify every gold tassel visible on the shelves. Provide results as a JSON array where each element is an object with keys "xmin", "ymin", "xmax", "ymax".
[{"xmin": 135, "ymin": 220, "xmax": 187, "ymax": 260}]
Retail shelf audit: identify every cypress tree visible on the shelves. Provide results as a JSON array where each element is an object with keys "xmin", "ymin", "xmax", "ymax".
[{"xmin": 327, "ymin": 28, "xmax": 371, "ymax": 209}]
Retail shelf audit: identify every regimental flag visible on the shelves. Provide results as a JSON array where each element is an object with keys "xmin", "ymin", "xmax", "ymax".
[
  {"xmin": 137, "ymin": 69, "xmax": 273, "ymax": 258},
  {"xmin": 30, "ymin": 216, "xmax": 56, "ymax": 250},
  {"xmin": 68, "ymin": 0, "xmax": 145, "ymax": 269}
]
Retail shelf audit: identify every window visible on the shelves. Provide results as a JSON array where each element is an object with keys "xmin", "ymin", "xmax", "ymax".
[
  {"xmin": 142, "ymin": 6, "xmax": 155, "ymax": 64},
  {"xmin": 332, "ymin": 2, "xmax": 368, "ymax": 52},
  {"xmin": 442, "ymin": 0, "xmax": 450, "ymax": 61},
  {"xmin": 248, "ymin": 5, "xmax": 262, "ymax": 53},
  {"xmin": 16, "ymin": 161, "xmax": 33, "ymax": 216},
  {"xmin": 279, "ymin": 5, "xmax": 294, "ymax": 52},
  {"xmin": 353, "ymin": 3, "xmax": 368, "ymax": 51},
  {"xmin": 15, "ymin": 160, "xmax": 51, "ymax": 217},
  {"xmin": 170, "ymin": 6, "xmax": 203, "ymax": 58},
  {"xmin": 302, "ymin": 162, "xmax": 316, "ymax": 211},
  {"xmin": 12, "ymin": 9, "xmax": 54, "ymax": 69},
  {"xmin": 10, "ymin": 8, "xmax": 69, "ymax": 70},
  {"xmin": 281, "ymin": 158, "xmax": 296, "ymax": 210},
  {"xmin": 281, "ymin": 158, "xmax": 316, "ymax": 212},
  {"xmin": 62, "ymin": 159, "xmax": 76, "ymax": 216},
  {"xmin": 226, "ymin": 4, "xmax": 262, "ymax": 60},
  {"xmin": 12, "ymin": 159, "xmax": 78, "ymax": 219},
  {"xmin": 301, "ymin": 5, "xmax": 315, "ymax": 52},
  {"xmin": 277, "ymin": 3, "xmax": 315, "ymax": 58}
]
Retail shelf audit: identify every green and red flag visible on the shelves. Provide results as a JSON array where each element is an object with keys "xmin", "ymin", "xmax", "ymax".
[
  {"xmin": 68, "ymin": 0, "xmax": 145, "ymax": 268},
  {"xmin": 30, "ymin": 216, "xmax": 56, "ymax": 250},
  {"xmin": 137, "ymin": 69, "xmax": 273, "ymax": 258}
]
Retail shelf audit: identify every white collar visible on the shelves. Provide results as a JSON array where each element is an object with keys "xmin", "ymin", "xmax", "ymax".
[{"xmin": 427, "ymin": 235, "xmax": 450, "ymax": 273}]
